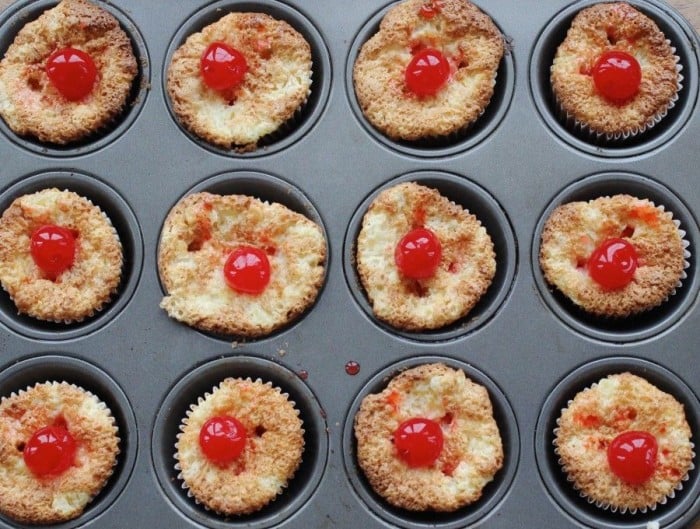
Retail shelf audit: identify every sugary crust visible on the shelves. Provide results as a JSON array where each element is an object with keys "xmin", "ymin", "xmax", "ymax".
[
  {"xmin": 555, "ymin": 373, "xmax": 694, "ymax": 511},
  {"xmin": 0, "ymin": 189, "xmax": 123, "ymax": 323},
  {"xmin": 175, "ymin": 377, "xmax": 304, "ymax": 515},
  {"xmin": 356, "ymin": 182, "xmax": 495, "ymax": 331},
  {"xmin": 354, "ymin": 363, "xmax": 503, "ymax": 511},
  {"xmin": 551, "ymin": 2, "xmax": 680, "ymax": 137},
  {"xmin": 158, "ymin": 192, "xmax": 326, "ymax": 337},
  {"xmin": 167, "ymin": 12, "xmax": 312, "ymax": 151},
  {"xmin": 539, "ymin": 194, "xmax": 686, "ymax": 317},
  {"xmin": 353, "ymin": 0, "xmax": 504, "ymax": 141},
  {"xmin": 0, "ymin": 382, "xmax": 119, "ymax": 524},
  {"xmin": 0, "ymin": 0, "xmax": 138, "ymax": 144}
]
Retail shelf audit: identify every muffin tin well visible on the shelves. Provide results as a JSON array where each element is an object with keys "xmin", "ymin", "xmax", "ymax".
[{"xmin": 0, "ymin": 0, "xmax": 698, "ymax": 528}]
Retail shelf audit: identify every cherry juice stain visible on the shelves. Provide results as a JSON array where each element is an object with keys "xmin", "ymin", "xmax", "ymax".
[{"xmin": 344, "ymin": 361, "xmax": 360, "ymax": 376}]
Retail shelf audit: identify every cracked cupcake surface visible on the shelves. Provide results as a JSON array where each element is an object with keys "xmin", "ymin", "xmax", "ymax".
[
  {"xmin": 0, "ymin": 382, "xmax": 119, "ymax": 524},
  {"xmin": 354, "ymin": 363, "xmax": 503, "ymax": 511},
  {"xmin": 356, "ymin": 182, "xmax": 495, "ymax": 331},
  {"xmin": 175, "ymin": 377, "xmax": 304, "ymax": 515},
  {"xmin": 158, "ymin": 192, "xmax": 326, "ymax": 337},
  {"xmin": 539, "ymin": 194, "xmax": 686, "ymax": 317},
  {"xmin": 555, "ymin": 373, "xmax": 694, "ymax": 513},
  {"xmin": 353, "ymin": 0, "xmax": 504, "ymax": 141},
  {"xmin": 0, "ymin": 188, "xmax": 123, "ymax": 323},
  {"xmin": 550, "ymin": 2, "xmax": 681, "ymax": 139},
  {"xmin": 167, "ymin": 12, "xmax": 312, "ymax": 151},
  {"xmin": 0, "ymin": 0, "xmax": 137, "ymax": 144}
]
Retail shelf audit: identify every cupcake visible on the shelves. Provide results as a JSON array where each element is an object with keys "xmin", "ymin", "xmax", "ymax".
[
  {"xmin": 554, "ymin": 373, "xmax": 694, "ymax": 513},
  {"xmin": 539, "ymin": 194, "xmax": 687, "ymax": 318},
  {"xmin": 550, "ymin": 2, "xmax": 681, "ymax": 140},
  {"xmin": 354, "ymin": 363, "xmax": 503, "ymax": 511},
  {"xmin": 167, "ymin": 12, "xmax": 312, "ymax": 152},
  {"xmin": 0, "ymin": 382, "xmax": 120, "ymax": 524},
  {"xmin": 356, "ymin": 182, "xmax": 495, "ymax": 331},
  {"xmin": 0, "ymin": 0, "xmax": 138, "ymax": 144},
  {"xmin": 0, "ymin": 188, "xmax": 123, "ymax": 323},
  {"xmin": 175, "ymin": 377, "xmax": 304, "ymax": 515},
  {"xmin": 353, "ymin": 0, "xmax": 504, "ymax": 141},
  {"xmin": 158, "ymin": 192, "xmax": 326, "ymax": 337}
]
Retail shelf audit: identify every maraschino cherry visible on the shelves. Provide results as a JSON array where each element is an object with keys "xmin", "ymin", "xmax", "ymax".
[
  {"xmin": 394, "ymin": 417, "xmax": 444, "ymax": 467},
  {"xmin": 23, "ymin": 425, "xmax": 76, "ymax": 477},
  {"xmin": 587, "ymin": 238, "xmax": 638, "ymax": 290},
  {"xmin": 395, "ymin": 227, "xmax": 442, "ymax": 279},
  {"xmin": 405, "ymin": 48, "xmax": 450, "ymax": 97},
  {"xmin": 592, "ymin": 50, "xmax": 642, "ymax": 104},
  {"xmin": 199, "ymin": 416, "xmax": 247, "ymax": 465},
  {"xmin": 46, "ymin": 47, "xmax": 97, "ymax": 101},
  {"xmin": 31, "ymin": 225, "xmax": 76, "ymax": 280},
  {"xmin": 607, "ymin": 431, "xmax": 658, "ymax": 484},
  {"xmin": 200, "ymin": 42, "xmax": 248, "ymax": 91},
  {"xmin": 223, "ymin": 246, "xmax": 270, "ymax": 295}
]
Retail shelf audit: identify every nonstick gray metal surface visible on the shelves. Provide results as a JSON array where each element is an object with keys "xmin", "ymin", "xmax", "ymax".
[{"xmin": 0, "ymin": 0, "xmax": 699, "ymax": 528}]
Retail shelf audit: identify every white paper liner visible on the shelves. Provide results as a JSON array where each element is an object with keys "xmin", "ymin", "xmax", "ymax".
[
  {"xmin": 173, "ymin": 377, "xmax": 304, "ymax": 516},
  {"xmin": 552, "ymin": 380, "xmax": 695, "ymax": 514}
]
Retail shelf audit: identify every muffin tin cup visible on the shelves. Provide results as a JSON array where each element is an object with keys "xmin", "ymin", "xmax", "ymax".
[
  {"xmin": 529, "ymin": 0, "xmax": 699, "ymax": 158},
  {"xmin": 0, "ymin": 354, "xmax": 138, "ymax": 529},
  {"xmin": 0, "ymin": 171, "xmax": 143, "ymax": 341},
  {"xmin": 343, "ymin": 170, "xmax": 516, "ymax": 342},
  {"xmin": 345, "ymin": 0, "xmax": 515, "ymax": 158},
  {"xmin": 151, "ymin": 355, "xmax": 328, "ymax": 529},
  {"xmin": 342, "ymin": 355, "xmax": 519, "ymax": 529},
  {"xmin": 532, "ymin": 171, "xmax": 700, "ymax": 343},
  {"xmin": 0, "ymin": 0, "xmax": 150, "ymax": 157},
  {"xmin": 535, "ymin": 356, "xmax": 700, "ymax": 529},
  {"xmin": 163, "ymin": 0, "xmax": 331, "ymax": 158}
]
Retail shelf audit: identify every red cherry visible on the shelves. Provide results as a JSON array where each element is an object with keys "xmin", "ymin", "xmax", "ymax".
[
  {"xmin": 200, "ymin": 42, "xmax": 248, "ymax": 91},
  {"xmin": 46, "ymin": 47, "xmax": 97, "ymax": 101},
  {"xmin": 23, "ymin": 425, "xmax": 76, "ymax": 477},
  {"xmin": 30, "ymin": 225, "xmax": 76, "ymax": 280},
  {"xmin": 405, "ymin": 48, "xmax": 450, "ymax": 97},
  {"xmin": 587, "ymin": 238, "xmax": 638, "ymax": 290},
  {"xmin": 419, "ymin": 1, "xmax": 442, "ymax": 19},
  {"xmin": 199, "ymin": 416, "xmax": 247, "ymax": 465},
  {"xmin": 223, "ymin": 246, "xmax": 270, "ymax": 295},
  {"xmin": 592, "ymin": 50, "xmax": 642, "ymax": 104},
  {"xmin": 395, "ymin": 227, "xmax": 442, "ymax": 280},
  {"xmin": 394, "ymin": 417, "xmax": 444, "ymax": 467},
  {"xmin": 607, "ymin": 431, "xmax": 658, "ymax": 484}
]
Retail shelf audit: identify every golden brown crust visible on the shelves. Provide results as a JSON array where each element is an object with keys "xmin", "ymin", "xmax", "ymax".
[
  {"xmin": 354, "ymin": 363, "xmax": 503, "ymax": 511},
  {"xmin": 555, "ymin": 373, "xmax": 693, "ymax": 512},
  {"xmin": 167, "ymin": 12, "xmax": 312, "ymax": 151},
  {"xmin": 158, "ymin": 192, "xmax": 326, "ymax": 337},
  {"xmin": 0, "ymin": 189, "xmax": 123, "ymax": 323},
  {"xmin": 356, "ymin": 182, "xmax": 495, "ymax": 331},
  {"xmin": 353, "ymin": 0, "xmax": 504, "ymax": 141},
  {"xmin": 0, "ymin": 382, "xmax": 120, "ymax": 524},
  {"xmin": 0, "ymin": 0, "xmax": 138, "ymax": 144},
  {"xmin": 539, "ymin": 194, "xmax": 686, "ymax": 317},
  {"xmin": 551, "ymin": 2, "xmax": 680, "ymax": 137},
  {"xmin": 175, "ymin": 377, "xmax": 304, "ymax": 515}
]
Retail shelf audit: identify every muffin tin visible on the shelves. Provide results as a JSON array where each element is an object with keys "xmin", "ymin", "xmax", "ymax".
[{"xmin": 0, "ymin": 0, "xmax": 698, "ymax": 528}]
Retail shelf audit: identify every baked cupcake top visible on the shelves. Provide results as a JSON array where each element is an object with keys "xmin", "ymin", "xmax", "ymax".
[
  {"xmin": 354, "ymin": 363, "xmax": 503, "ymax": 511},
  {"xmin": 175, "ymin": 377, "xmax": 304, "ymax": 515},
  {"xmin": 555, "ymin": 373, "xmax": 694, "ymax": 512},
  {"xmin": 0, "ymin": 0, "xmax": 137, "ymax": 144},
  {"xmin": 539, "ymin": 194, "xmax": 686, "ymax": 317},
  {"xmin": 551, "ymin": 2, "xmax": 680, "ymax": 138},
  {"xmin": 167, "ymin": 12, "xmax": 312, "ymax": 152},
  {"xmin": 353, "ymin": 0, "xmax": 504, "ymax": 141},
  {"xmin": 0, "ymin": 188, "xmax": 123, "ymax": 323},
  {"xmin": 356, "ymin": 182, "xmax": 495, "ymax": 331},
  {"xmin": 0, "ymin": 382, "xmax": 119, "ymax": 524},
  {"xmin": 158, "ymin": 192, "xmax": 326, "ymax": 337}
]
